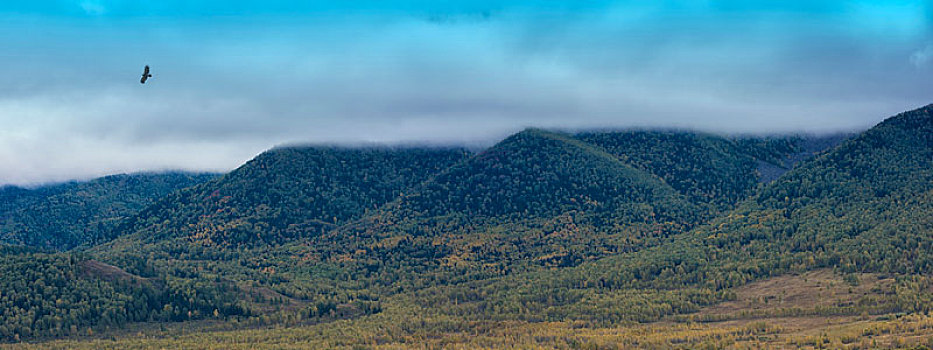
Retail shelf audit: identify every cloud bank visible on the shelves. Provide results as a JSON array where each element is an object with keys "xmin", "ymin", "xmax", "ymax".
[{"xmin": 0, "ymin": 1, "xmax": 931, "ymax": 185}]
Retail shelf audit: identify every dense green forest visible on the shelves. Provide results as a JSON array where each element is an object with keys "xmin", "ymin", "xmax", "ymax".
[
  {"xmin": 416, "ymin": 104, "xmax": 933, "ymax": 324},
  {"xmin": 316, "ymin": 129, "xmax": 701, "ymax": 269},
  {"xmin": 0, "ymin": 105, "xmax": 930, "ymax": 348},
  {"xmin": 0, "ymin": 246, "xmax": 247, "ymax": 342},
  {"xmin": 112, "ymin": 146, "xmax": 471, "ymax": 247},
  {"xmin": 0, "ymin": 172, "xmax": 216, "ymax": 250},
  {"xmin": 577, "ymin": 131, "xmax": 774, "ymax": 212}
]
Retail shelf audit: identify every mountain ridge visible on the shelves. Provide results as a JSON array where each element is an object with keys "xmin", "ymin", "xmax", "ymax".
[
  {"xmin": 0, "ymin": 172, "xmax": 219, "ymax": 250},
  {"xmin": 1, "ymin": 104, "xmax": 931, "ymax": 346}
]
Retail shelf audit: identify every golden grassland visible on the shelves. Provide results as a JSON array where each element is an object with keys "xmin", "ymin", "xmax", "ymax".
[
  {"xmin": 6, "ymin": 270, "xmax": 933, "ymax": 350},
  {"xmin": 6, "ymin": 313, "xmax": 933, "ymax": 349}
]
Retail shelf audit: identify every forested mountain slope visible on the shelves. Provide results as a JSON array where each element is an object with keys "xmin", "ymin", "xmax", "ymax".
[
  {"xmin": 743, "ymin": 133, "xmax": 852, "ymax": 183},
  {"xmin": 90, "ymin": 130, "xmax": 703, "ymax": 314},
  {"xmin": 4, "ymin": 104, "xmax": 929, "ymax": 346},
  {"xmin": 307, "ymin": 129, "xmax": 702, "ymax": 274},
  {"xmin": 403, "ymin": 129, "xmax": 696, "ymax": 220},
  {"xmin": 0, "ymin": 172, "xmax": 217, "ymax": 250},
  {"xmin": 435, "ymin": 104, "xmax": 933, "ymax": 324},
  {"xmin": 0, "ymin": 147, "xmax": 470, "ymax": 342},
  {"xmin": 577, "ymin": 131, "xmax": 845, "ymax": 213},
  {"xmin": 577, "ymin": 131, "xmax": 773, "ymax": 213},
  {"xmin": 111, "ymin": 146, "xmax": 472, "ymax": 247},
  {"xmin": 0, "ymin": 246, "xmax": 247, "ymax": 342}
]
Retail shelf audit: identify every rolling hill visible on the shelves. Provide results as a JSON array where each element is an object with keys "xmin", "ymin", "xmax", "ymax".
[
  {"xmin": 577, "ymin": 131, "xmax": 847, "ymax": 213},
  {"xmin": 0, "ymin": 172, "xmax": 217, "ymax": 250},
  {"xmin": 436, "ymin": 104, "xmax": 933, "ymax": 325},
  {"xmin": 110, "ymin": 146, "xmax": 472, "ymax": 247},
  {"xmin": 0, "ymin": 245, "xmax": 247, "ymax": 342},
  {"xmin": 304, "ymin": 129, "xmax": 703, "ymax": 279},
  {"xmin": 2, "ymin": 104, "xmax": 931, "ymax": 348},
  {"xmin": 577, "ymin": 131, "xmax": 780, "ymax": 213}
]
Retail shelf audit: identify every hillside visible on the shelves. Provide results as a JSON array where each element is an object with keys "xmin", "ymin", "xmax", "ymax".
[
  {"xmin": 433, "ymin": 104, "xmax": 933, "ymax": 324},
  {"xmin": 86, "ymin": 146, "xmax": 474, "ymax": 317},
  {"xmin": 746, "ymin": 105, "xmax": 933, "ymax": 273},
  {"xmin": 3, "ymin": 105, "xmax": 932, "ymax": 347},
  {"xmin": 0, "ymin": 246, "xmax": 247, "ymax": 342},
  {"xmin": 0, "ymin": 172, "xmax": 217, "ymax": 250},
  {"xmin": 399, "ymin": 129, "xmax": 697, "ymax": 220},
  {"xmin": 577, "ymin": 131, "xmax": 770, "ymax": 213},
  {"xmin": 744, "ymin": 133, "xmax": 852, "ymax": 183},
  {"xmin": 300, "ymin": 130, "xmax": 702, "ymax": 276},
  {"xmin": 90, "ymin": 130, "xmax": 703, "ymax": 316},
  {"xmin": 577, "ymin": 131, "xmax": 845, "ymax": 213},
  {"xmin": 0, "ymin": 147, "xmax": 471, "ymax": 342},
  {"xmin": 111, "ymin": 146, "xmax": 472, "ymax": 247}
]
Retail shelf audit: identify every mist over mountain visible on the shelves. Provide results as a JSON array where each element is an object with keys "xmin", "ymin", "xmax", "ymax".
[
  {"xmin": 0, "ymin": 104, "xmax": 930, "ymax": 348},
  {"xmin": 2, "ymin": 0, "xmax": 933, "ymax": 346},
  {"xmin": 3, "ymin": 0, "xmax": 931, "ymax": 186}
]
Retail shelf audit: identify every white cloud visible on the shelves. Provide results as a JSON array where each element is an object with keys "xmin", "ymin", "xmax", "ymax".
[
  {"xmin": 910, "ymin": 44, "xmax": 933, "ymax": 68},
  {"xmin": 0, "ymin": 6, "xmax": 931, "ymax": 185}
]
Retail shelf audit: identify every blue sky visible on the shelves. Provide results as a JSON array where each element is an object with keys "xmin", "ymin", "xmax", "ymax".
[{"xmin": 0, "ymin": 1, "xmax": 931, "ymax": 185}]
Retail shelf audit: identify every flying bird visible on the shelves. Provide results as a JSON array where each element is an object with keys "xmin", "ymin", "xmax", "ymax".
[{"xmin": 140, "ymin": 65, "xmax": 152, "ymax": 84}]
